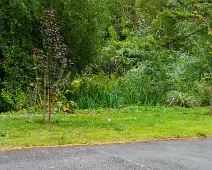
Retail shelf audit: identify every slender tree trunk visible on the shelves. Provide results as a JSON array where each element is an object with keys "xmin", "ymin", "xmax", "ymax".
[
  {"xmin": 34, "ymin": 81, "xmax": 38, "ymax": 104},
  {"xmin": 43, "ymin": 71, "xmax": 47, "ymax": 123},
  {"xmin": 48, "ymin": 77, "xmax": 51, "ymax": 123},
  {"xmin": 47, "ymin": 57, "xmax": 51, "ymax": 123}
]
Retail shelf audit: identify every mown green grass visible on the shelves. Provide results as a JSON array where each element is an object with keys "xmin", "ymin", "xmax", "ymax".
[{"xmin": 0, "ymin": 106, "xmax": 212, "ymax": 150}]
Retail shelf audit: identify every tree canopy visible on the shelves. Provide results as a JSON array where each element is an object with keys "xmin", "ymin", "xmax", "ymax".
[{"xmin": 0, "ymin": 0, "xmax": 211, "ymax": 113}]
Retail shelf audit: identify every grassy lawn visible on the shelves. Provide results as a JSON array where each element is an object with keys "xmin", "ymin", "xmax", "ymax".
[{"xmin": 0, "ymin": 106, "xmax": 212, "ymax": 150}]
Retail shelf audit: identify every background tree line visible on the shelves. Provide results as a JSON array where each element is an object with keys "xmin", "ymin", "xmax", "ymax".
[{"xmin": 0, "ymin": 0, "xmax": 211, "ymax": 113}]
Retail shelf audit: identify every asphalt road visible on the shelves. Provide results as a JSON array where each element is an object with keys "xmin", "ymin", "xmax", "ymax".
[{"xmin": 0, "ymin": 138, "xmax": 212, "ymax": 170}]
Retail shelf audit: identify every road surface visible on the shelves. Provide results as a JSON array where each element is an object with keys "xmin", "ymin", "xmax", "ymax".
[{"xmin": 0, "ymin": 138, "xmax": 212, "ymax": 170}]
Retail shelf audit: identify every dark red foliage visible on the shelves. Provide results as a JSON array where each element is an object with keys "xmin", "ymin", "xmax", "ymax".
[{"xmin": 34, "ymin": 10, "xmax": 68, "ymax": 73}]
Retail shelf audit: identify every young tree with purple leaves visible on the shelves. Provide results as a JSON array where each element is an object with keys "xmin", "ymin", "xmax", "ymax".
[{"xmin": 34, "ymin": 10, "xmax": 68, "ymax": 123}]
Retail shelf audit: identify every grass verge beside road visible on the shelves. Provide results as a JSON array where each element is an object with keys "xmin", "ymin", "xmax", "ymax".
[{"xmin": 0, "ymin": 106, "xmax": 212, "ymax": 151}]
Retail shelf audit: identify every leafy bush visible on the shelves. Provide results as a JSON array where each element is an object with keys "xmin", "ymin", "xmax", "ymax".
[
  {"xmin": 71, "ymin": 75, "xmax": 121, "ymax": 109},
  {"xmin": 0, "ymin": 94, "xmax": 12, "ymax": 112},
  {"xmin": 68, "ymin": 49, "xmax": 208, "ymax": 109},
  {"xmin": 196, "ymin": 73, "xmax": 211, "ymax": 106},
  {"xmin": 70, "ymin": 67, "xmax": 167, "ymax": 109},
  {"xmin": 166, "ymin": 91, "xmax": 198, "ymax": 108},
  {"xmin": 0, "ymin": 131, "xmax": 7, "ymax": 137},
  {"xmin": 1, "ymin": 88, "xmax": 34, "ymax": 111}
]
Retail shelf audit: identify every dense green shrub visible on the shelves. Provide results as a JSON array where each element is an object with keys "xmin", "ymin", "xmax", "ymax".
[
  {"xmin": 166, "ymin": 91, "xmax": 198, "ymax": 108},
  {"xmin": 1, "ymin": 88, "xmax": 34, "ymax": 111},
  {"xmin": 196, "ymin": 73, "xmax": 211, "ymax": 106},
  {"xmin": 0, "ymin": 94, "xmax": 12, "ymax": 112},
  {"xmin": 67, "ymin": 49, "xmax": 209, "ymax": 109}
]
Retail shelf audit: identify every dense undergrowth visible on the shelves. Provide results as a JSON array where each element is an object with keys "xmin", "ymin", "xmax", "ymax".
[
  {"xmin": 0, "ymin": 0, "xmax": 211, "ymax": 113},
  {"xmin": 70, "ymin": 50, "xmax": 210, "ymax": 109}
]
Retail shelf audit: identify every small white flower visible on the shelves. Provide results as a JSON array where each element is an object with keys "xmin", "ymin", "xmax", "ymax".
[
  {"xmin": 57, "ymin": 102, "xmax": 63, "ymax": 107},
  {"xmin": 108, "ymin": 118, "xmax": 111, "ymax": 123}
]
